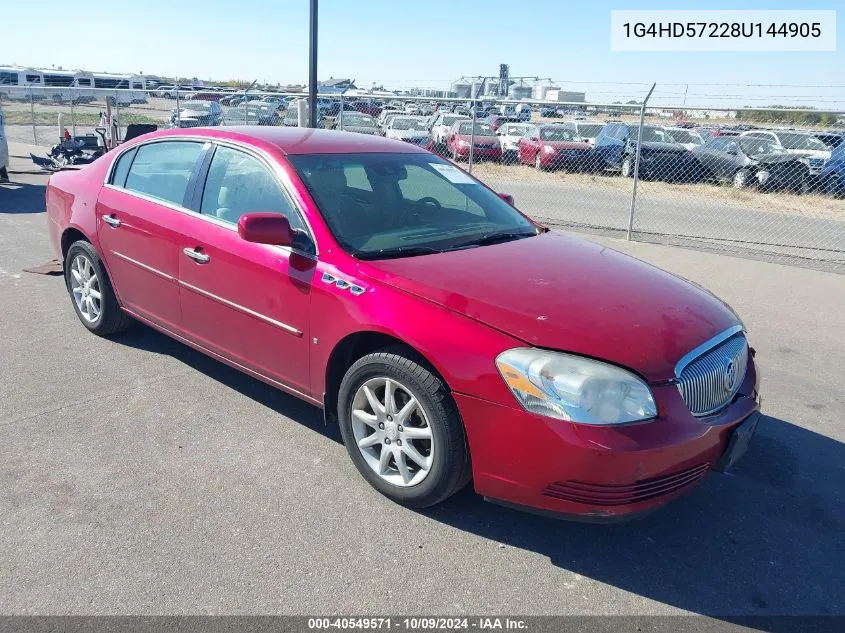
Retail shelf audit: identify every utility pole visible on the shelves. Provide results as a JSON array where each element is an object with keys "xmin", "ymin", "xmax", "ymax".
[{"xmin": 308, "ymin": 0, "xmax": 318, "ymax": 127}]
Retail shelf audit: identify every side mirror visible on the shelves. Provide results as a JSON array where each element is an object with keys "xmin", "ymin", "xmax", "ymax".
[
  {"xmin": 497, "ymin": 192, "xmax": 514, "ymax": 205},
  {"xmin": 238, "ymin": 212, "xmax": 295, "ymax": 246}
]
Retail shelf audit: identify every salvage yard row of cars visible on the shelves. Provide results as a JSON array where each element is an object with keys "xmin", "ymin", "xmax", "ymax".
[{"xmin": 165, "ymin": 97, "xmax": 845, "ymax": 197}]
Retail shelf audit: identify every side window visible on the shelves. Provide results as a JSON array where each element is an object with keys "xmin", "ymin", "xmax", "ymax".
[
  {"xmin": 399, "ymin": 165, "xmax": 485, "ymax": 217},
  {"xmin": 110, "ymin": 147, "xmax": 138, "ymax": 187},
  {"xmin": 200, "ymin": 146, "xmax": 304, "ymax": 230},
  {"xmin": 707, "ymin": 138, "xmax": 727, "ymax": 151},
  {"xmin": 343, "ymin": 164, "xmax": 373, "ymax": 192},
  {"xmin": 124, "ymin": 141, "xmax": 204, "ymax": 206},
  {"xmin": 723, "ymin": 140, "xmax": 739, "ymax": 153}
]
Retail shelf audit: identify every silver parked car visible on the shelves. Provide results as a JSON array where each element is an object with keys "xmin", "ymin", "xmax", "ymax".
[
  {"xmin": 334, "ymin": 112, "xmax": 380, "ymax": 135},
  {"xmin": 384, "ymin": 116, "xmax": 431, "ymax": 146}
]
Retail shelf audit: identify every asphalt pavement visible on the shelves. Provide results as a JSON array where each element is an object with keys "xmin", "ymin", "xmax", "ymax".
[{"xmin": 0, "ymin": 148, "xmax": 843, "ymax": 618}]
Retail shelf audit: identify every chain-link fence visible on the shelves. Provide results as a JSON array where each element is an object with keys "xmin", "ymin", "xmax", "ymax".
[{"xmin": 3, "ymin": 85, "xmax": 843, "ymax": 272}]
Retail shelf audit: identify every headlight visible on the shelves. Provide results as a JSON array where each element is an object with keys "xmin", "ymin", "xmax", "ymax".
[
  {"xmin": 458, "ymin": 139, "xmax": 469, "ymax": 147},
  {"xmin": 495, "ymin": 348, "xmax": 657, "ymax": 425},
  {"xmin": 543, "ymin": 145, "xmax": 555, "ymax": 154}
]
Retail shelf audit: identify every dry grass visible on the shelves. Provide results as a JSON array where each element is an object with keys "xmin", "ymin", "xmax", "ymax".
[{"xmin": 468, "ymin": 161, "xmax": 845, "ymax": 220}]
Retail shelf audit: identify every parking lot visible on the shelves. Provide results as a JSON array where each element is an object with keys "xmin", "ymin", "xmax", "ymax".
[{"xmin": 1, "ymin": 149, "xmax": 843, "ymax": 618}]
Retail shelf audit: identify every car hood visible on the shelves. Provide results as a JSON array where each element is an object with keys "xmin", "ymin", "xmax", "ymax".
[
  {"xmin": 358, "ymin": 232, "xmax": 739, "ymax": 382},
  {"xmin": 748, "ymin": 152, "xmax": 802, "ymax": 164},
  {"xmin": 632, "ymin": 141, "xmax": 686, "ymax": 152},
  {"xmin": 342, "ymin": 125, "xmax": 379, "ymax": 135},
  {"xmin": 391, "ymin": 129, "xmax": 429, "ymax": 139},
  {"xmin": 175, "ymin": 109, "xmax": 213, "ymax": 118}
]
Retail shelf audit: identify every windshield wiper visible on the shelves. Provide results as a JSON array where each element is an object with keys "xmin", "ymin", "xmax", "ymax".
[
  {"xmin": 451, "ymin": 230, "xmax": 539, "ymax": 250},
  {"xmin": 357, "ymin": 245, "xmax": 446, "ymax": 260}
]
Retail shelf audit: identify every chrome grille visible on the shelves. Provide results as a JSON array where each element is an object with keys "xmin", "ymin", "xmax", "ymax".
[{"xmin": 677, "ymin": 332, "xmax": 748, "ymax": 416}]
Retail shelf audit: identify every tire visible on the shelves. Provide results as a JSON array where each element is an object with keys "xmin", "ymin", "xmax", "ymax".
[
  {"xmin": 535, "ymin": 152, "xmax": 544, "ymax": 171},
  {"xmin": 733, "ymin": 169, "xmax": 750, "ymax": 189},
  {"xmin": 337, "ymin": 348, "xmax": 471, "ymax": 508},
  {"xmin": 452, "ymin": 146, "xmax": 460, "ymax": 162},
  {"xmin": 64, "ymin": 240, "xmax": 133, "ymax": 336},
  {"xmin": 621, "ymin": 156, "xmax": 633, "ymax": 178}
]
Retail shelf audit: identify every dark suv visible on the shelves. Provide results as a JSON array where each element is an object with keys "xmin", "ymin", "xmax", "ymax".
[{"xmin": 595, "ymin": 122, "xmax": 698, "ymax": 182}]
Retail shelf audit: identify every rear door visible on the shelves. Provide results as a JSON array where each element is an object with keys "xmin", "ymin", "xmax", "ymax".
[
  {"xmin": 97, "ymin": 139, "xmax": 208, "ymax": 331},
  {"xmin": 174, "ymin": 143, "xmax": 315, "ymax": 395}
]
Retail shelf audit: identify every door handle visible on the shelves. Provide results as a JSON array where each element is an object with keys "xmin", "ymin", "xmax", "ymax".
[
  {"xmin": 183, "ymin": 247, "xmax": 210, "ymax": 264},
  {"xmin": 102, "ymin": 214, "xmax": 121, "ymax": 227}
]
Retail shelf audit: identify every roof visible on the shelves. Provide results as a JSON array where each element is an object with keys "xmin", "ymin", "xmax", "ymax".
[{"xmin": 150, "ymin": 126, "xmax": 429, "ymax": 156}]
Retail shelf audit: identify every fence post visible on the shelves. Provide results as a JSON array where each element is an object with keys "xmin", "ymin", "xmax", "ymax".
[
  {"xmin": 115, "ymin": 97, "xmax": 121, "ymax": 142},
  {"xmin": 30, "ymin": 89, "xmax": 37, "ymax": 144},
  {"xmin": 468, "ymin": 101, "xmax": 476, "ymax": 173},
  {"xmin": 626, "ymin": 82, "xmax": 656, "ymax": 241},
  {"xmin": 338, "ymin": 93, "xmax": 344, "ymax": 130},
  {"xmin": 175, "ymin": 87, "xmax": 181, "ymax": 127},
  {"xmin": 70, "ymin": 97, "xmax": 77, "ymax": 136}
]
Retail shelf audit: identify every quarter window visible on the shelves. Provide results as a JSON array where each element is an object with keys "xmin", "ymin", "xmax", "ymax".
[
  {"xmin": 110, "ymin": 147, "xmax": 138, "ymax": 187},
  {"xmin": 200, "ymin": 146, "xmax": 304, "ymax": 230},
  {"xmin": 124, "ymin": 141, "xmax": 204, "ymax": 206}
]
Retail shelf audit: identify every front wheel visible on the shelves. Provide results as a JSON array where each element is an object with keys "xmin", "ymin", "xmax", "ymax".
[
  {"xmin": 733, "ymin": 168, "xmax": 751, "ymax": 189},
  {"xmin": 337, "ymin": 349, "xmax": 471, "ymax": 508},
  {"xmin": 535, "ymin": 152, "xmax": 544, "ymax": 171},
  {"xmin": 64, "ymin": 240, "xmax": 132, "ymax": 336},
  {"xmin": 621, "ymin": 156, "xmax": 634, "ymax": 178}
]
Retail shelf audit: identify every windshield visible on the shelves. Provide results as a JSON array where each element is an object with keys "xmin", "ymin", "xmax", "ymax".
[
  {"xmin": 342, "ymin": 114, "xmax": 375, "ymax": 127},
  {"xmin": 441, "ymin": 115, "xmax": 465, "ymax": 126},
  {"xmin": 668, "ymin": 129, "xmax": 702, "ymax": 144},
  {"xmin": 391, "ymin": 118, "xmax": 428, "ymax": 131},
  {"xmin": 574, "ymin": 124, "xmax": 604, "ymax": 137},
  {"xmin": 740, "ymin": 137, "xmax": 787, "ymax": 156},
  {"xmin": 288, "ymin": 153, "xmax": 539, "ymax": 259},
  {"xmin": 539, "ymin": 128, "xmax": 577, "ymax": 141},
  {"xmin": 184, "ymin": 102, "xmax": 212, "ymax": 111},
  {"xmin": 505, "ymin": 125, "xmax": 531, "ymax": 136},
  {"xmin": 777, "ymin": 133, "xmax": 828, "ymax": 151},
  {"xmin": 639, "ymin": 127, "xmax": 674, "ymax": 143},
  {"xmin": 457, "ymin": 122, "xmax": 494, "ymax": 135}
]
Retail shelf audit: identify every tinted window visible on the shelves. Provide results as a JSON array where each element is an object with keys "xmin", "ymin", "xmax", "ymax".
[
  {"xmin": 124, "ymin": 141, "xmax": 204, "ymax": 206},
  {"xmin": 288, "ymin": 153, "xmax": 537, "ymax": 258},
  {"xmin": 111, "ymin": 147, "xmax": 137, "ymax": 187},
  {"xmin": 200, "ymin": 146, "xmax": 303, "ymax": 230}
]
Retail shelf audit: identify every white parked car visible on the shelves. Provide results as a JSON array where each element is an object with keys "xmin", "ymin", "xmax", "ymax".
[
  {"xmin": 429, "ymin": 111, "xmax": 470, "ymax": 146},
  {"xmin": 0, "ymin": 107, "xmax": 8, "ymax": 182},
  {"xmin": 666, "ymin": 127, "xmax": 706, "ymax": 151},
  {"xmin": 561, "ymin": 121, "xmax": 607, "ymax": 147},
  {"xmin": 384, "ymin": 116, "xmax": 431, "ymax": 146},
  {"xmin": 496, "ymin": 122, "xmax": 532, "ymax": 158},
  {"xmin": 740, "ymin": 130, "xmax": 831, "ymax": 176}
]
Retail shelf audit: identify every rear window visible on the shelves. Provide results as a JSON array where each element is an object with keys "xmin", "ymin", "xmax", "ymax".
[{"xmin": 124, "ymin": 141, "xmax": 204, "ymax": 206}]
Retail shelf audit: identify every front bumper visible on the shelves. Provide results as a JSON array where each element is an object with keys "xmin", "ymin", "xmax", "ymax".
[
  {"xmin": 454, "ymin": 146, "xmax": 502, "ymax": 160},
  {"xmin": 456, "ymin": 355, "xmax": 760, "ymax": 521}
]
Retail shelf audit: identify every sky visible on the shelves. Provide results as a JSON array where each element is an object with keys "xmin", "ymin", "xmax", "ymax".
[{"xmin": 1, "ymin": 0, "xmax": 842, "ymax": 109}]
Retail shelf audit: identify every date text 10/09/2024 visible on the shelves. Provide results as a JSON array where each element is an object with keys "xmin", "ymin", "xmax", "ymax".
[
  {"xmin": 307, "ymin": 617, "xmax": 528, "ymax": 630},
  {"xmin": 622, "ymin": 22, "xmax": 823, "ymax": 39}
]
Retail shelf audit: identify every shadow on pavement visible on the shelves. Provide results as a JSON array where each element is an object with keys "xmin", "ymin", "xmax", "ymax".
[
  {"xmin": 110, "ymin": 323, "xmax": 340, "ymax": 445},
  {"xmin": 104, "ymin": 322, "xmax": 843, "ymax": 621},
  {"xmin": 0, "ymin": 181, "xmax": 47, "ymax": 214},
  {"xmin": 421, "ymin": 414, "xmax": 844, "ymax": 620}
]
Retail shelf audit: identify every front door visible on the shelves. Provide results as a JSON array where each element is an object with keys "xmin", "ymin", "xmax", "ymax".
[
  {"xmin": 97, "ymin": 140, "xmax": 207, "ymax": 331},
  {"xmin": 176, "ymin": 144, "xmax": 315, "ymax": 395}
]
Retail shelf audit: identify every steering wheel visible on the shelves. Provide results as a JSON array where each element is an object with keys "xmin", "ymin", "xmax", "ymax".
[{"xmin": 416, "ymin": 196, "xmax": 442, "ymax": 209}]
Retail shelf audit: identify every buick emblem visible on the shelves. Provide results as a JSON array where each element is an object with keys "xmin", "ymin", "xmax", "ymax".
[{"xmin": 723, "ymin": 357, "xmax": 737, "ymax": 392}]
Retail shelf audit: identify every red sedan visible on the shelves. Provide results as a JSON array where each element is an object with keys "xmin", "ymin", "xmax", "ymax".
[
  {"xmin": 46, "ymin": 127, "xmax": 760, "ymax": 521},
  {"xmin": 519, "ymin": 125, "xmax": 594, "ymax": 170},
  {"xmin": 446, "ymin": 121, "xmax": 502, "ymax": 162}
]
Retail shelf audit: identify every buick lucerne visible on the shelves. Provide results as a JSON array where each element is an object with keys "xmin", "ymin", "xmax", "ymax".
[{"xmin": 46, "ymin": 127, "xmax": 761, "ymax": 521}]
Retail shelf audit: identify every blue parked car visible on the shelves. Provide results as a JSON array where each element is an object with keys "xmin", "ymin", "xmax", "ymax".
[
  {"xmin": 821, "ymin": 142, "xmax": 845, "ymax": 197},
  {"xmin": 594, "ymin": 121, "xmax": 698, "ymax": 182}
]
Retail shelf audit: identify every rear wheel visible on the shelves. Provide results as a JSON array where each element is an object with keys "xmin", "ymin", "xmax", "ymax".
[
  {"xmin": 337, "ymin": 349, "xmax": 470, "ymax": 508},
  {"xmin": 64, "ymin": 240, "xmax": 132, "ymax": 336}
]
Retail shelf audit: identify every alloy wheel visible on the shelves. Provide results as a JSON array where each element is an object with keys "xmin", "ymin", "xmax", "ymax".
[
  {"xmin": 350, "ymin": 377, "xmax": 434, "ymax": 487},
  {"xmin": 69, "ymin": 254, "xmax": 102, "ymax": 323}
]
